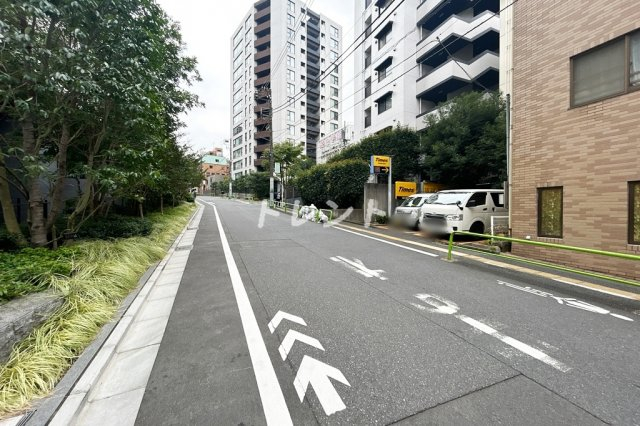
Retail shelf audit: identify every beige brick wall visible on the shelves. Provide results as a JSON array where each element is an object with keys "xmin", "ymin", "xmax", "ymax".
[{"xmin": 511, "ymin": 0, "xmax": 640, "ymax": 279}]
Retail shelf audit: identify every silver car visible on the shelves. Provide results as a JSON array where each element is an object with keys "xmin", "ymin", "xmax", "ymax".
[{"xmin": 392, "ymin": 193, "xmax": 435, "ymax": 230}]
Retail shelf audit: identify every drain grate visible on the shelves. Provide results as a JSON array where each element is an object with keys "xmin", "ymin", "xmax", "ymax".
[{"xmin": 175, "ymin": 245, "xmax": 193, "ymax": 251}]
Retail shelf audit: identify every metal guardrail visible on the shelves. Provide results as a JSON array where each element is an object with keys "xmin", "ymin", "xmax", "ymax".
[
  {"xmin": 270, "ymin": 201, "xmax": 333, "ymax": 222},
  {"xmin": 446, "ymin": 231, "xmax": 640, "ymax": 287}
]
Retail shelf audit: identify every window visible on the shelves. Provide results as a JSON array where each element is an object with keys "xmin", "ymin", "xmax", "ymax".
[
  {"xmin": 364, "ymin": 77, "xmax": 371, "ymax": 98},
  {"xmin": 287, "ymin": 42, "xmax": 295, "ymax": 54},
  {"xmin": 331, "ymin": 123, "xmax": 338, "ymax": 131},
  {"xmin": 288, "ymin": 28, "xmax": 295, "ymax": 40},
  {"xmin": 331, "ymin": 99, "xmax": 338, "ymax": 108},
  {"xmin": 376, "ymin": 23, "xmax": 392, "ymax": 49},
  {"xmin": 376, "ymin": 57, "xmax": 392, "ymax": 82},
  {"xmin": 330, "ymin": 38, "xmax": 338, "ymax": 49},
  {"xmin": 288, "ymin": 0, "xmax": 295, "ymax": 13},
  {"xmin": 287, "ymin": 56, "xmax": 295, "ymax": 67},
  {"xmin": 331, "ymin": 87, "xmax": 339, "ymax": 97},
  {"xmin": 331, "ymin": 25, "xmax": 339, "ymax": 39},
  {"xmin": 571, "ymin": 30, "xmax": 640, "ymax": 106},
  {"xmin": 331, "ymin": 75, "xmax": 338, "ymax": 85},
  {"xmin": 288, "ymin": 125, "xmax": 295, "ymax": 136},
  {"xmin": 287, "ymin": 110, "xmax": 295, "ymax": 122},
  {"xmin": 630, "ymin": 182, "xmax": 640, "ymax": 244},
  {"xmin": 377, "ymin": 92, "xmax": 392, "ymax": 114},
  {"xmin": 365, "ymin": 108, "xmax": 372, "ymax": 128},
  {"xmin": 466, "ymin": 192, "xmax": 487, "ymax": 207},
  {"xmin": 490, "ymin": 192, "xmax": 504, "ymax": 208},
  {"xmin": 330, "ymin": 51, "xmax": 338, "ymax": 61},
  {"xmin": 538, "ymin": 187, "xmax": 563, "ymax": 238},
  {"xmin": 364, "ymin": 47, "xmax": 372, "ymax": 68},
  {"xmin": 287, "ymin": 83, "xmax": 295, "ymax": 96},
  {"xmin": 233, "ymin": 101, "xmax": 242, "ymax": 114},
  {"xmin": 288, "ymin": 14, "xmax": 295, "ymax": 27},
  {"xmin": 331, "ymin": 111, "xmax": 338, "ymax": 121},
  {"xmin": 288, "ymin": 69, "xmax": 295, "ymax": 81}
]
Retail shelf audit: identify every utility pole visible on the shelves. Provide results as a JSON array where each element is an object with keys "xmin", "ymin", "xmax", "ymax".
[{"xmin": 387, "ymin": 158, "xmax": 393, "ymax": 218}]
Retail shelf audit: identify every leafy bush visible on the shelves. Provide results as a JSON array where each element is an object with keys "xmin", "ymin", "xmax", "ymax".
[
  {"xmin": 296, "ymin": 159, "xmax": 369, "ymax": 208},
  {"xmin": 0, "ymin": 228, "xmax": 22, "ymax": 251},
  {"xmin": 0, "ymin": 248, "xmax": 76, "ymax": 302},
  {"xmin": 76, "ymin": 215, "xmax": 153, "ymax": 239}
]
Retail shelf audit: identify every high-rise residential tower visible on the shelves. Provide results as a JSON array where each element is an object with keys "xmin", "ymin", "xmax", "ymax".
[
  {"xmin": 230, "ymin": 0, "xmax": 343, "ymax": 179},
  {"xmin": 353, "ymin": 0, "xmax": 499, "ymax": 139}
]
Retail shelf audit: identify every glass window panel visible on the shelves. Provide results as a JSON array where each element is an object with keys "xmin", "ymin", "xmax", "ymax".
[
  {"xmin": 573, "ymin": 40, "xmax": 625, "ymax": 105},
  {"xmin": 630, "ymin": 32, "xmax": 640, "ymax": 87}
]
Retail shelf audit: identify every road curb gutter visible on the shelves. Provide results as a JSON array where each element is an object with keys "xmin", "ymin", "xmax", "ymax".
[{"xmin": 21, "ymin": 205, "xmax": 202, "ymax": 426}]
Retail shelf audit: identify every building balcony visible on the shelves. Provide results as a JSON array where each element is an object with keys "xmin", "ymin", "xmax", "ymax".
[
  {"xmin": 417, "ymin": 12, "xmax": 499, "ymax": 63},
  {"xmin": 416, "ymin": 51, "xmax": 499, "ymax": 100},
  {"xmin": 306, "ymin": 98, "xmax": 320, "ymax": 109},
  {"xmin": 254, "ymin": 75, "xmax": 270, "ymax": 87},
  {"xmin": 254, "ymin": 130, "xmax": 272, "ymax": 140},
  {"xmin": 254, "ymin": 102, "xmax": 271, "ymax": 113},
  {"xmin": 254, "ymin": 117, "xmax": 270, "ymax": 126},
  {"xmin": 255, "ymin": 48, "xmax": 271, "ymax": 62},
  {"xmin": 255, "ymin": 34, "xmax": 270, "ymax": 49},
  {"xmin": 254, "ymin": 6, "xmax": 270, "ymax": 24},
  {"xmin": 255, "ymin": 62, "xmax": 270, "ymax": 77},
  {"xmin": 255, "ymin": 158, "xmax": 266, "ymax": 168},
  {"xmin": 254, "ymin": 143, "xmax": 270, "ymax": 153},
  {"xmin": 417, "ymin": 0, "xmax": 447, "ymax": 25},
  {"xmin": 254, "ymin": 21, "xmax": 270, "ymax": 37}
]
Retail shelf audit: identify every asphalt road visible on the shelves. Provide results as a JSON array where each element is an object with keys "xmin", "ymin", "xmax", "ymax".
[{"xmin": 135, "ymin": 197, "xmax": 640, "ymax": 425}]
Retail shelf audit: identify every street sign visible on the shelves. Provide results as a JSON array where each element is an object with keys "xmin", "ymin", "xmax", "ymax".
[
  {"xmin": 371, "ymin": 155, "xmax": 390, "ymax": 167},
  {"xmin": 422, "ymin": 182, "xmax": 444, "ymax": 193},
  {"xmin": 395, "ymin": 181, "xmax": 417, "ymax": 198}
]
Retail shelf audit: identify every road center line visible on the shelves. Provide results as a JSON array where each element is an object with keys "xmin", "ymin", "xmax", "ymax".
[
  {"xmin": 333, "ymin": 226, "xmax": 439, "ymax": 258},
  {"xmin": 456, "ymin": 315, "xmax": 571, "ymax": 372},
  {"xmin": 211, "ymin": 203, "xmax": 293, "ymax": 426}
]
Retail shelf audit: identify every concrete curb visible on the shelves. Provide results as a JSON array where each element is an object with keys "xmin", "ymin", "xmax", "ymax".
[{"xmin": 20, "ymin": 206, "xmax": 201, "ymax": 426}]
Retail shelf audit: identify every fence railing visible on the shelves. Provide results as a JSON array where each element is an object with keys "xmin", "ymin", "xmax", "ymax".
[
  {"xmin": 270, "ymin": 201, "xmax": 333, "ymax": 222},
  {"xmin": 446, "ymin": 231, "xmax": 640, "ymax": 287}
]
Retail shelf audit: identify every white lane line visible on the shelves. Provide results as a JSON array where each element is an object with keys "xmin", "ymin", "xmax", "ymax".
[
  {"xmin": 333, "ymin": 226, "xmax": 439, "ymax": 258},
  {"xmin": 212, "ymin": 205, "xmax": 293, "ymax": 426},
  {"xmin": 610, "ymin": 313, "xmax": 634, "ymax": 322},
  {"xmin": 457, "ymin": 315, "xmax": 571, "ymax": 373}
]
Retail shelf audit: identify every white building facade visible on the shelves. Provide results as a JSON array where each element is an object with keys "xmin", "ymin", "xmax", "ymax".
[
  {"xmin": 353, "ymin": 0, "xmax": 500, "ymax": 138},
  {"xmin": 230, "ymin": 0, "xmax": 343, "ymax": 179}
]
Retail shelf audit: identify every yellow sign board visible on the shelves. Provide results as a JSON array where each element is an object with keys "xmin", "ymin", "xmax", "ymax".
[
  {"xmin": 395, "ymin": 181, "xmax": 417, "ymax": 198},
  {"xmin": 372, "ymin": 155, "xmax": 391, "ymax": 168},
  {"xmin": 422, "ymin": 182, "xmax": 444, "ymax": 193}
]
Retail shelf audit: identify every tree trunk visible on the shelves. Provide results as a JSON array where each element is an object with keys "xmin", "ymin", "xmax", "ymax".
[
  {"xmin": 22, "ymin": 117, "xmax": 48, "ymax": 247},
  {"xmin": 138, "ymin": 202, "xmax": 144, "ymax": 219},
  {"xmin": 46, "ymin": 123, "xmax": 70, "ymax": 231},
  {"xmin": 0, "ymin": 151, "xmax": 27, "ymax": 247}
]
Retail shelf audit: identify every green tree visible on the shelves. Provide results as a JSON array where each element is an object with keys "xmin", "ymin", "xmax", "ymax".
[
  {"xmin": 263, "ymin": 141, "xmax": 305, "ymax": 199},
  {"xmin": 296, "ymin": 159, "xmax": 369, "ymax": 208},
  {"xmin": 0, "ymin": 0, "xmax": 200, "ymax": 245},
  {"xmin": 421, "ymin": 91, "xmax": 506, "ymax": 188},
  {"xmin": 330, "ymin": 127, "xmax": 420, "ymax": 182}
]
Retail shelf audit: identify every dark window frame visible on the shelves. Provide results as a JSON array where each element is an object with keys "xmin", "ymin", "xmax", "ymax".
[
  {"xmin": 570, "ymin": 30, "xmax": 640, "ymax": 107},
  {"xmin": 630, "ymin": 181, "xmax": 640, "ymax": 245},
  {"xmin": 375, "ymin": 22, "xmax": 393, "ymax": 49},
  {"xmin": 376, "ymin": 92, "xmax": 392, "ymax": 114},
  {"xmin": 537, "ymin": 187, "xmax": 564, "ymax": 238}
]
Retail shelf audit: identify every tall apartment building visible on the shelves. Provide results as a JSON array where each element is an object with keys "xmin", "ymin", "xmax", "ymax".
[
  {"xmin": 508, "ymin": 0, "xmax": 640, "ymax": 279},
  {"xmin": 353, "ymin": 0, "xmax": 499, "ymax": 139},
  {"xmin": 230, "ymin": 0, "xmax": 343, "ymax": 179}
]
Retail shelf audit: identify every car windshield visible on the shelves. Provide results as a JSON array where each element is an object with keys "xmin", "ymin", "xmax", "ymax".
[
  {"xmin": 426, "ymin": 192, "xmax": 471, "ymax": 205},
  {"xmin": 400, "ymin": 197, "xmax": 423, "ymax": 207}
]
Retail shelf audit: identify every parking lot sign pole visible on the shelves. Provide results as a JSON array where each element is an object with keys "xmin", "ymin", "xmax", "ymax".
[{"xmin": 388, "ymin": 158, "xmax": 392, "ymax": 218}]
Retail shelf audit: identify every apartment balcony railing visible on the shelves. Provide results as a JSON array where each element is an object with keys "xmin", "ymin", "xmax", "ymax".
[
  {"xmin": 254, "ymin": 75, "xmax": 270, "ymax": 87},
  {"xmin": 254, "ymin": 6, "xmax": 270, "ymax": 24},
  {"xmin": 254, "ymin": 102, "xmax": 271, "ymax": 113},
  {"xmin": 417, "ymin": 0, "xmax": 448, "ymax": 26},
  {"xmin": 255, "ymin": 34, "xmax": 270, "ymax": 49},
  {"xmin": 254, "ymin": 130, "xmax": 272, "ymax": 140},
  {"xmin": 416, "ymin": 51, "xmax": 499, "ymax": 97},
  {"xmin": 254, "ymin": 117, "xmax": 270, "ymax": 126},
  {"xmin": 254, "ymin": 21, "xmax": 270, "ymax": 37},
  {"xmin": 417, "ymin": 12, "xmax": 499, "ymax": 63},
  {"xmin": 255, "ymin": 48, "xmax": 271, "ymax": 62}
]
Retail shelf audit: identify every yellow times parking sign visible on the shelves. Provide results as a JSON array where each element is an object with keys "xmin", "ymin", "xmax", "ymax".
[
  {"xmin": 395, "ymin": 181, "xmax": 417, "ymax": 198},
  {"xmin": 372, "ymin": 155, "xmax": 390, "ymax": 167}
]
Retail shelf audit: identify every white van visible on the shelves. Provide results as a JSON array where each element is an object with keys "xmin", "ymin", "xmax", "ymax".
[
  {"xmin": 419, "ymin": 189, "xmax": 507, "ymax": 235},
  {"xmin": 392, "ymin": 193, "xmax": 435, "ymax": 229}
]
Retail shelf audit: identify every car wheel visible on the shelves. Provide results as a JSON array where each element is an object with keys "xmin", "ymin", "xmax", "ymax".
[{"xmin": 469, "ymin": 221, "xmax": 485, "ymax": 234}]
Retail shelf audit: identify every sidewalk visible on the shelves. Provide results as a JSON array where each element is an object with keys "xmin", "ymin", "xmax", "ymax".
[{"xmin": 34, "ymin": 205, "xmax": 204, "ymax": 426}]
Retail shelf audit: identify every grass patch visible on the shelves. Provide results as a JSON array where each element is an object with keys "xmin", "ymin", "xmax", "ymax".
[{"xmin": 0, "ymin": 203, "xmax": 195, "ymax": 417}]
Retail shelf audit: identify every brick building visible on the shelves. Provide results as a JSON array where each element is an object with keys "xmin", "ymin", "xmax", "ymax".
[
  {"xmin": 200, "ymin": 150, "xmax": 230, "ymax": 193},
  {"xmin": 509, "ymin": 0, "xmax": 640, "ymax": 279}
]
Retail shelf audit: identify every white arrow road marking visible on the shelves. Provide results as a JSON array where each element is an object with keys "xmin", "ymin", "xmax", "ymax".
[
  {"xmin": 294, "ymin": 355, "xmax": 351, "ymax": 416},
  {"xmin": 414, "ymin": 293, "xmax": 459, "ymax": 315},
  {"xmin": 413, "ymin": 294, "xmax": 570, "ymax": 372},
  {"xmin": 279, "ymin": 330, "xmax": 325, "ymax": 360},
  {"xmin": 268, "ymin": 311, "xmax": 307, "ymax": 333},
  {"xmin": 330, "ymin": 256, "xmax": 388, "ymax": 280}
]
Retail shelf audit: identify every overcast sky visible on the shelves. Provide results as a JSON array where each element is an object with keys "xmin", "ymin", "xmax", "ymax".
[{"xmin": 156, "ymin": 0, "xmax": 356, "ymax": 156}]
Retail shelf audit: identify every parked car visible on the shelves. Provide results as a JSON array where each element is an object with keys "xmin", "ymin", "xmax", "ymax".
[
  {"xmin": 392, "ymin": 193, "xmax": 436, "ymax": 230},
  {"xmin": 419, "ymin": 189, "xmax": 507, "ymax": 235}
]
